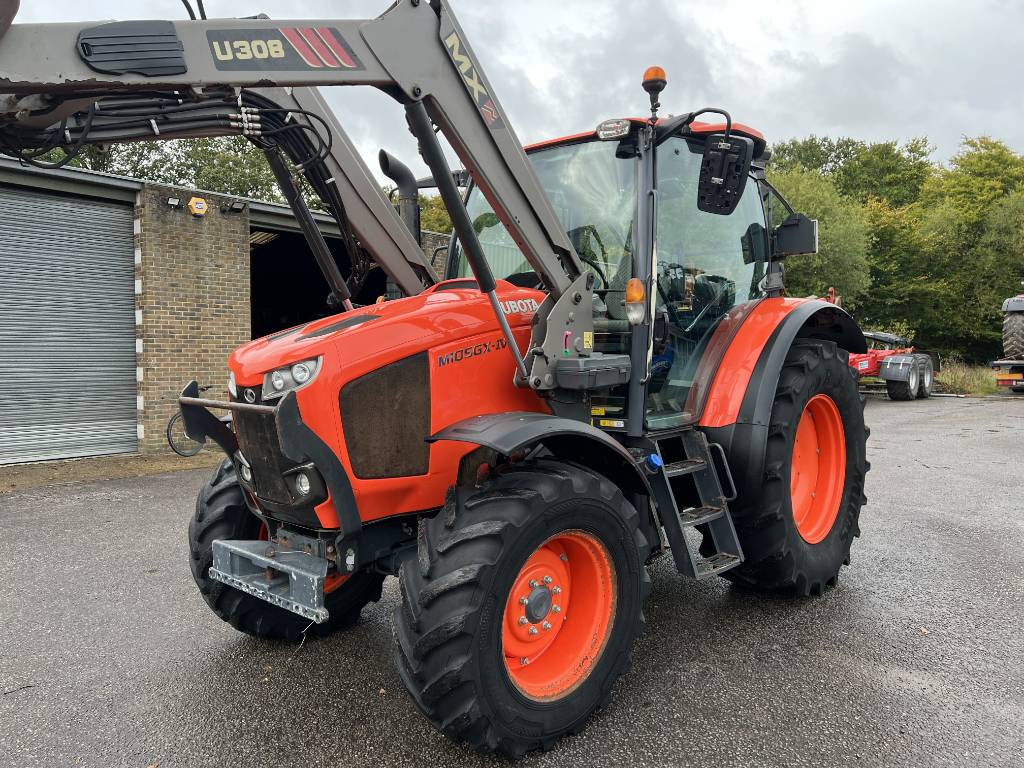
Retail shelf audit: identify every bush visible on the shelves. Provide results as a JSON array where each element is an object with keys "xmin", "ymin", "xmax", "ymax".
[{"xmin": 935, "ymin": 357, "xmax": 998, "ymax": 396}]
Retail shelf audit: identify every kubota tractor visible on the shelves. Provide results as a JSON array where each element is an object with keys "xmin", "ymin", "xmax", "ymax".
[{"xmin": 0, "ymin": 0, "xmax": 869, "ymax": 756}]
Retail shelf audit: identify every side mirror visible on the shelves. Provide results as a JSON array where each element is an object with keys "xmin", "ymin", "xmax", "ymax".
[
  {"xmin": 773, "ymin": 212, "xmax": 818, "ymax": 257},
  {"xmin": 697, "ymin": 133, "xmax": 754, "ymax": 215}
]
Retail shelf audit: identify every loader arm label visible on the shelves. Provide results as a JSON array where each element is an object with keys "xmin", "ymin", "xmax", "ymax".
[
  {"xmin": 207, "ymin": 28, "xmax": 364, "ymax": 71},
  {"xmin": 443, "ymin": 32, "xmax": 504, "ymax": 129}
]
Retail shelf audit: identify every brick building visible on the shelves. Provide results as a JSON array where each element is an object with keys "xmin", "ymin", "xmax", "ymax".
[{"xmin": 0, "ymin": 158, "xmax": 450, "ymax": 463}]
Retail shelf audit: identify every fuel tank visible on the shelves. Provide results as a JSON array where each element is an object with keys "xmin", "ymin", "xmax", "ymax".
[{"xmin": 228, "ymin": 279, "xmax": 549, "ymax": 528}]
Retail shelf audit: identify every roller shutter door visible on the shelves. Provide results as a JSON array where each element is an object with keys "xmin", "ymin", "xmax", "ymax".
[{"xmin": 0, "ymin": 185, "xmax": 137, "ymax": 464}]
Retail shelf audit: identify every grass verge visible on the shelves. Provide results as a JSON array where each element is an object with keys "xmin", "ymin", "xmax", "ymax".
[{"xmin": 936, "ymin": 359, "xmax": 999, "ymax": 396}]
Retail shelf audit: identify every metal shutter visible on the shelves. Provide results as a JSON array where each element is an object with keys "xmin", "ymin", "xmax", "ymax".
[{"xmin": 0, "ymin": 185, "xmax": 137, "ymax": 464}]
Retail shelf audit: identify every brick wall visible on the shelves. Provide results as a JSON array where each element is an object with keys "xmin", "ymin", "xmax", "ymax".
[
  {"xmin": 137, "ymin": 183, "xmax": 250, "ymax": 453},
  {"xmin": 421, "ymin": 229, "xmax": 452, "ymax": 277}
]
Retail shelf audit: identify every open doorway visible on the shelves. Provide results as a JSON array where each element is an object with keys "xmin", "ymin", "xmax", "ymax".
[{"xmin": 248, "ymin": 228, "xmax": 388, "ymax": 338}]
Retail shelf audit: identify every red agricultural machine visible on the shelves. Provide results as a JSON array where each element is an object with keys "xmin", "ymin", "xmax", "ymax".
[
  {"xmin": 848, "ymin": 332, "xmax": 936, "ymax": 400},
  {"xmin": 0, "ymin": 0, "xmax": 870, "ymax": 755}
]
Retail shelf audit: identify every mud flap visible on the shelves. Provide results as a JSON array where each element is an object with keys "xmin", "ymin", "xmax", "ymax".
[{"xmin": 209, "ymin": 539, "xmax": 330, "ymax": 623}]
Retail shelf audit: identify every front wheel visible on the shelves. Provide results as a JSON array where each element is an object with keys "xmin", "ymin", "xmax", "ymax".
[
  {"xmin": 722, "ymin": 340, "xmax": 868, "ymax": 595},
  {"xmin": 188, "ymin": 460, "xmax": 385, "ymax": 640},
  {"xmin": 393, "ymin": 460, "xmax": 650, "ymax": 757}
]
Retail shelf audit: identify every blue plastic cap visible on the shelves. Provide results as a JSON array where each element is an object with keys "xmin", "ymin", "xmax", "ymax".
[{"xmin": 645, "ymin": 453, "xmax": 663, "ymax": 472}]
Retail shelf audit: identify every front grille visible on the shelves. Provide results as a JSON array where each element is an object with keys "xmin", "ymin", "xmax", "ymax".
[{"xmin": 233, "ymin": 408, "xmax": 298, "ymax": 504}]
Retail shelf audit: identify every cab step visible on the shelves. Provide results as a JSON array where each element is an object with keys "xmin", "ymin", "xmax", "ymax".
[
  {"xmin": 663, "ymin": 458, "xmax": 705, "ymax": 477},
  {"xmin": 677, "ymin": 505, "xmax": 725, "ymax": 526},
  {"xmin": 639, "ymin": 427, "xmax": 743, "ymax": 580}
]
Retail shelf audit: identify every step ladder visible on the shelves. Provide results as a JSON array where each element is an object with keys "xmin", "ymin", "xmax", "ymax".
[{"xmin": 641, "ymin": 428, "xmax": 744, "ymax": 579}]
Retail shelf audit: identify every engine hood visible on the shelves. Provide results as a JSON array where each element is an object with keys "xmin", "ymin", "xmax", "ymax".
[{"xmin": 228, "ymin": 279, "xmax": 544, "ymax": 385}]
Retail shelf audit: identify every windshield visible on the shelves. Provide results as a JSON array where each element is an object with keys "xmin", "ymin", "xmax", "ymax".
[
  {"xmin": 452, "ymin": 139, "xmax": 635, "ymax": 284},
  {"xmin": 448, "ymin": 132, "xmax": 768, "ymax": 428}
]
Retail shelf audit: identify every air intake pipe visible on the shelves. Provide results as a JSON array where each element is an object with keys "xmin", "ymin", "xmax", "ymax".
[{"xmin": 379, "ymin": 149, "xmax": 420, "ymax": 244}]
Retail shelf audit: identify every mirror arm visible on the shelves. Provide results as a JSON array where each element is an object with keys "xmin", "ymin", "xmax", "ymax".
[{"xmin": 655, "ymin": 107, "xmax": 733, "ymax": 144}]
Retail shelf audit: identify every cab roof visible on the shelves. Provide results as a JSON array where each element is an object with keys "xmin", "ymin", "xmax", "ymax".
[{"xmin": 524, "ymin": 117, "xmax": 767, "ymax": 158}]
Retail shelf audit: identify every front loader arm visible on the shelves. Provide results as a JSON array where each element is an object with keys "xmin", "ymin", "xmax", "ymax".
[{"xmin": 0, "ymin": 0, "xmax": 581, "ymax": 299}]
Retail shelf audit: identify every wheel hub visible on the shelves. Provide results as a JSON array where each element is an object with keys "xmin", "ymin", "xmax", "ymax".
[{"xmin": 524, "ymin": 585, "xmax": 552, "ymax": 623}]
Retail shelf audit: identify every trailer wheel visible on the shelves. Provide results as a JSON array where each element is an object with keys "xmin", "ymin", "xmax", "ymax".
[
  {"xmin": 393, "ymin": 460, "xmax": 650, "ymax": 757},
  {"xmin": 721, "ymin": 340, "xmax": 868, "ymax": 595},
  {"xmin": 915, "ymin": 355, "xmax": 934, "ymax": 398},
  {"xmin": 188, "ymin": 460, "xmax": 384, "ymax": 641},
  {"xmin": 885, "ymin": 360, "xmax": 919, "ymax": 400}
]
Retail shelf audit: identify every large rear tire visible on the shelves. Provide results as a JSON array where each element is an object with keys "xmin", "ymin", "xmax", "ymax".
[
  {"xmin": 188, "ymin": 460, "xmax": 385, "ymax": 641},
  {"xmin": 1004, "ymin": 312, "xmax": 1024, "ymax": 359},
  {"xmin": 393, "ymin": 460, "xmax": 650, "ymax": 757},
  {"xmin": 721, "ymin": 340, "xmax": 868, "ymax": 596}
]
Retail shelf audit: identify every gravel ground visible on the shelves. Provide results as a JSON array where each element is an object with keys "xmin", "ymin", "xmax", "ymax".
[{"xmin": 0, "ymin": 396, "xmax": 1021, "ymax": 768}]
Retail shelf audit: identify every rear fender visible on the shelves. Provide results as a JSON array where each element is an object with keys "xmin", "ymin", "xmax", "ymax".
[
  {"xmin": 429, "ymin": 411, "xmax": 653, "ymax": 512},
  {"xmin": 700, "ymin": 300, "xmax": 865, "ymax": 502}
]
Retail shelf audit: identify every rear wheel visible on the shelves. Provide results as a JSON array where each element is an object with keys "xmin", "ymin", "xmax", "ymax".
[
  {"xmin": 393, "ymin": 460, "xmax": 650, "ymax": 757},
  {"xmin": 885, "ymin": 360, "xmax": 919, "ymax": 400},
  {"xmin": 722, "ymin": 340, "xmax": 868, "ymax": 595},
  {"xmin": 915, "ymin": 354, "xmax": 934, "ymax": 399},
  {"xmin": 188, "ymin": 460, "xmax": 385, "ymax": 640}
]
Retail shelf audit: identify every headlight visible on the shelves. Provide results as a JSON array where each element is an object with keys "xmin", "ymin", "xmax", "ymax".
[
  {"xmin": 227, "ymin": 371, "xmax": 237, "ymax": 398},
  {"xmin": 261, "ymin": 357, "xmax": 321, "ymax": 401}
]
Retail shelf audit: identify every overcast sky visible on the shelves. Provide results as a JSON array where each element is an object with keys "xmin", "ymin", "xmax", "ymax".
[{"xmin": 11, "ymin": 0, "xmax": 1022, "ymax": 181}]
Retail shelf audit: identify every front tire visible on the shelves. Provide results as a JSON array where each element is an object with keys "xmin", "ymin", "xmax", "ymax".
[
  {"xmin": 188, "ymin": 460, "xmax": 385, "ymax": 641},
  {"xmin": 393, "ymin": 460, "xmax": 650, "ymax": 757},
  {"xmin": 723, "ymin": 340, "xmax": 868, "ymax": 595}
]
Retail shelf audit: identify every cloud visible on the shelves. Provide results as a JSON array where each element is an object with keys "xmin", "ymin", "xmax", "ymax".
[{"xmin": 6, "ymin": 0, "xmax": 1022, "ymax": 177}]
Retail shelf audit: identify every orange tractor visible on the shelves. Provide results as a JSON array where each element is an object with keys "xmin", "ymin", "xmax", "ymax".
[{"xmin": 0, "ymin": 0, "xmax": 869, "ymax": 756}]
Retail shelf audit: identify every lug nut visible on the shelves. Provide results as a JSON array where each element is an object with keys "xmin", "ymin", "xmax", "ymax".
[
  {"xmin": 541, "ymin": 621, "xmax": 552, "ymax": 631},
  {"xmin": 552, "ymin": 605, "xmax": 561, "ymax": 613},
  {"xmin": 519, "ymin": 596, "xmax": 528, "ymax": 605},
  {"xmin": 559, "ymin": 554, "xmax": 568, "ymax": 562},
  {"xmin": 529, "ymin": 579, "xmax": 538, "ymax": 588},
  {"xmin": 543, "ymin": 575, "xmax": 552, "ymax": 584},
  {"xmin": 518, "ymin": 616, "xmax": 528, "ymax": 625},
  {"xmin": 528, "ymin": 626, "xmax": 538, "ymax": 636},
  {"xmin": 552, "ymin": 586, "xmax": 562, "ymax": 595}
]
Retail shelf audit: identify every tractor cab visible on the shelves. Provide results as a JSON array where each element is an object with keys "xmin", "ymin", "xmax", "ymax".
[{"xmin": 447, "ymin": 117, "xmax": 772, "ymax": 429}]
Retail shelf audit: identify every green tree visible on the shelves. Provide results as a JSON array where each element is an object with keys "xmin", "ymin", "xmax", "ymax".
[
  {"xmin": 419, "ymin": 193, "xmax": 453, "ymax": 233},
  {"xmin": 835, "ymin": 137, "xmax": 933, "ymax": 207},
  {"xmin": 770, "ymin": 135, "xmax": 863, "ymax": 176},
  {"xmin": 768, "ymin": 166, "xmax": 871, "ymax": 307}
]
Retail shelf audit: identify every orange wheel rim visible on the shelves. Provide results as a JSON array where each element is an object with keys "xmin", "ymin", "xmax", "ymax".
[
  {"xmin": 502, "ymin": 530, "xmax": 616, "ymax": 701},
  {"xmin": 790, "ymin": 394, "xmax": 846, "ymax": 544}
]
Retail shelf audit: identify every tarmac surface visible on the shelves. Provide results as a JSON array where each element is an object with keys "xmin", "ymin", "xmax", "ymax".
[{"xmin": 1, "ymin": 396, "xmax": 1021, "ymax": 767}]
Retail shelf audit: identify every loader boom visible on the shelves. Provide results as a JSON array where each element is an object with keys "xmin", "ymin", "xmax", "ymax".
[{"xmin": 0, "ymin": 0, "xmax": 594, "ymax": 390}]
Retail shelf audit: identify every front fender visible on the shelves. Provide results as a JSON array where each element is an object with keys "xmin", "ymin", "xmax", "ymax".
[{"xmin": 429, "ymin": 412, "xmax": 650, "ymax": 497}]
